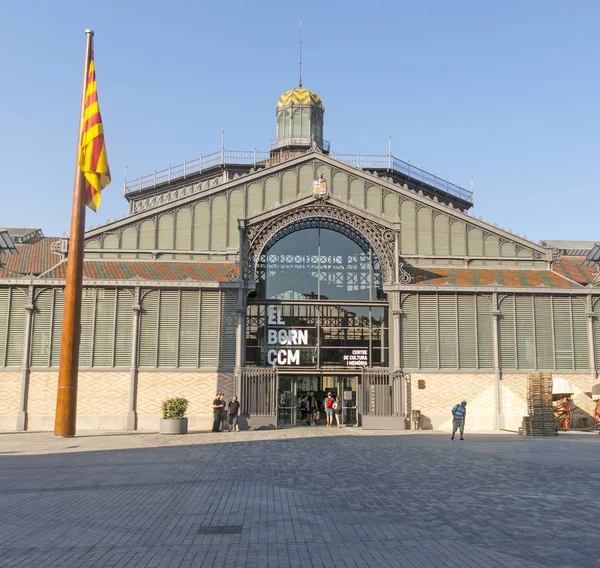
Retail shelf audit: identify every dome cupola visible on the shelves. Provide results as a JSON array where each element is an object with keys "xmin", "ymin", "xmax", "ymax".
[{"xmin": 272, "ymin": 86, "xmax": 327, "ymax": 154}]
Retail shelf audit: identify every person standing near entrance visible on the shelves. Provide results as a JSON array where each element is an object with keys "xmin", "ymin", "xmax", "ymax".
[
  {"xmin": 304, "ymin": 391, "xmax": 319, "ymax": 426},
  {"xmin": 228, "ymin": 396, "xmax": 240, "ymax": 432},
  {"xmin": 212, "ymin": 393, "xmax": 224, "ymax": 432},
  {"xmin": 451, "ymin": 400, "xmax": 467, "ymax": 440},
  {"xmin": 324, "ymin": 392, "xmax": 335, "ymax": 427},
  {"xmin": 333, "ymin": 395, "xmax": 342, "ymax": 428}
]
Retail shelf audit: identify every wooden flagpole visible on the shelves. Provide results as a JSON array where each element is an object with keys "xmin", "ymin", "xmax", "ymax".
[{"xmin": 54, "ymin": 29, "xmax": 94, "ymax": 437}]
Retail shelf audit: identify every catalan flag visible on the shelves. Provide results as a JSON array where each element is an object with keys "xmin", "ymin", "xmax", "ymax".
[{"xmin": 79, "ymin": 47, "xmax": 110, "ymax": 211}]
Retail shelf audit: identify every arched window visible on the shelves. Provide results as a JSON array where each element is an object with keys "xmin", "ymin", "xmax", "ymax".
[{"xmin": 254, "ymin": 221, "xmax": 384, "ymax": 301}]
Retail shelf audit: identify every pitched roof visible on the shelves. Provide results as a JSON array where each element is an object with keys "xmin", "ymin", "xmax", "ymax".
[
  {"xmin": 540, "ymin": 240, "xmax": 598, "ymax": 256},
  {"xmin": 0, "ymin": 227, "xmax": 44, "ymax": 243},
  {"xmin": 407, "ymin": 266, "xmax": 582, "ymax": 289},
  {"xmin": 38, "ymin": 260, "xmax": 239, "ymax": 282},
  {"xmin": 552, "ymin": 256, "xmax": 596, "ymax": 286},
  {"xmin": 0, "ymin": 237, "xmax": 60, "ymax": 278}
]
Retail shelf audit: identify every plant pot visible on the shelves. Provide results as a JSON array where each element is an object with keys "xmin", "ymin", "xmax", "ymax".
[{"xmin": 159, "ymin": 417, "xmax": 188, "ymax": 434}]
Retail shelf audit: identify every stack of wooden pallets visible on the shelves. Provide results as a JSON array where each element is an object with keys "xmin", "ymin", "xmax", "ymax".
[{"xmin": 519, "ymin": 372, "xmax": 557, "ymax": 436}]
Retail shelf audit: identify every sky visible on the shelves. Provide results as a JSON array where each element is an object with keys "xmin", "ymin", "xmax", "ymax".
[{"xmin": 0, "ymin": 0, "xmax": 598, "ymax": 242}]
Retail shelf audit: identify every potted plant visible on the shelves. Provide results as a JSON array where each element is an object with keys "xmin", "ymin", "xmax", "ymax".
[{"xmin": 159, "ymin": 397, "xmax": 189, "ymax": 434}]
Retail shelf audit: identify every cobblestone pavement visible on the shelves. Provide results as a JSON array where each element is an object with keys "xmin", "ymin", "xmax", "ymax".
[{"xmin": 0, "ymin": 428, "xmax": 599, "ymax": 568}]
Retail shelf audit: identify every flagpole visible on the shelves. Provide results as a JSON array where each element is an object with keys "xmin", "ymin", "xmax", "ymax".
[{"xmin": 54, "ymin": 29, "xmax": 94, "ymax": 437}]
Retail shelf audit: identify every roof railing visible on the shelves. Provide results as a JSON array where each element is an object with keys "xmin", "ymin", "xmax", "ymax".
[{"xmin": 124, "ymin": 149, "xmax": 472, "ymax": 202}]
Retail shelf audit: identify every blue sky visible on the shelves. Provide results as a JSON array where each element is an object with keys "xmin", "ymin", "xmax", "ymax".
[{"xmin": 1, "ymin": 1, "xmax": 598, "ymax": 242}]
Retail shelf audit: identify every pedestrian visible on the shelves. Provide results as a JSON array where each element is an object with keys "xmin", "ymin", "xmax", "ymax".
[
  {"xmin": 303, "ymin": 391, "xmax": 319, "ymax": 426},
  {"xmin": 228, "ymin": 396, "xmax": 240, "ymax": 432},
  {"xmin": 220, "ymin": 393, "xmax": 229, "ymax": 431},
  {"xmin": 324, "ymin": 392, "xmax": 335, "ymax": 427},
  {"xmin": 333, "ymin": 395, "xmax": 342, "ymax": 429},
  {"xmin": 212, "ymin": 393, "xmax": 224, "ymax": 432},
  {"xmin": 451, "ymin": 399, "xmax": 467, "ymax": 440}
]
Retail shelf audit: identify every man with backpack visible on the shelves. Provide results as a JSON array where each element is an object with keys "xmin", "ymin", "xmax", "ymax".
[
  {"xmin": 451, "ymin": 399, "xmax": 467, "ymax": 440},
  {"xmin": 324, "ymin": 392, "xmax": 335, "ymax": 427}
]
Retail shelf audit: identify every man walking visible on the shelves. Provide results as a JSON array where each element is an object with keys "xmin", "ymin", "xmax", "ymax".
[{"xmin": 451, "ymin": 399, "xmax": 467, "ymax": 440}]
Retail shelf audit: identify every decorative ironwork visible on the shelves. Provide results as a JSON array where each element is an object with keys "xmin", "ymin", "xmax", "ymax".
[
  {"xmin": 361, "ymin": 368, "xmax": 407, "ymax": 417},
  {"xmin": 125, "ymin": 149, "xmax": 471, "ymax": 203},
  {"xmin": 244, "ymin": 202, "xmax": 396, "ymax": 284},
  {"xmin": 398, "ymin": 263, "xmax": 411, "ymax": 284}
]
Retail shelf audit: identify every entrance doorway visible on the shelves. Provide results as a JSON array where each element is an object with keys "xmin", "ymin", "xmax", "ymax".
[{"xmin": 277, "ymin": 374, "xmax": 359, "ymax": 428}]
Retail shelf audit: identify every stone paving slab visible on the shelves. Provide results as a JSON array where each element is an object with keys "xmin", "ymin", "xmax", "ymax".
[{"xmin": 0, "ymin": 429, "xmax": 599, "ymax": 567}]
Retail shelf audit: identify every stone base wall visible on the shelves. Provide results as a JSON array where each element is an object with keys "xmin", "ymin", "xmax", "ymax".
[
  {"xmin": 136, "ymin": 371, "xmax": 234, "ymax": 431},
  {"xmin": 409, "ymin": 372, "xmax": 598, "ymax": 432},
  {"xmin": 0, "ymin": 371, "xmax": 20, "ymax": 431},
  {"xmin": 0, "ymin": 369, "xmax": 234, "ymax": 432},
  {"xmin": 409, "ymin": 373, "xmax": 496, "ymax": 431}
]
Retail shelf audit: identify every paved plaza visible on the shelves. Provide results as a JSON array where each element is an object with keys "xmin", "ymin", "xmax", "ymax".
[{"xmin": 0, "ymin": 428, "xmax": 599, "ymax": 568}]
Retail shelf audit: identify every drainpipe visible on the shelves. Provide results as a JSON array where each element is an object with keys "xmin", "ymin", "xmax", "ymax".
[
  {"xmin": 17, "ymin": 286, "xmax": 35, "ymax": 431},
  {"xmin": 586, "ymin": 295, "xmax": 597, "ymax": 380},
  {"xmin": 127, "ymin": 287, "xmax": 141, "ymax": 431},
  {"xmin": 491, "ymin": 293, "xmax": 503, "ymax": 430}
]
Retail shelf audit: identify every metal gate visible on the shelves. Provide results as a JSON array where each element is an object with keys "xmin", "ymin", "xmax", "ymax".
[
  {"xmin": 361, "ymin": 368, "xmax": 410, "ymax": 429},
  {"xmin": 237, "ymin": 367, "xmax": 278, "ymax": 430}
]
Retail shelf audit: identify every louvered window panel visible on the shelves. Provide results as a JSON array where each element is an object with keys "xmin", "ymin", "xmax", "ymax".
[
  {"xmin": 571, "ymin": 298, "xmax": 589, "ymax": 371},
  {"xmin": 31, "ymin": 289, "xmax": 53, "ymax": 367},
  {"xmin": 6, "ymin": 288, "xmax": 26, "ymax": 367},
  {"xmin": 552, "ymin": 297, "xmax": 574, "ymax": 370},
  {"xmin": 50, "ymin": 289, "xmax": 65, "ymax": 367},
  {"xmin": 457, "ymin": 295, "xmax": 477, "ymax": 368},
  {"xmin": 158, "ymin": 290, "xmax": 179, "ymax": 368},
  {"xmin": 114, "ymin": 290, "xmax": 133, "ymax": 367},
  {"xmin": 139, "ymin": 291, "xmax": 159, "ymax": 367},
  {"xmin": 179, "ymin": 290, "xmax": 200, "ymax": 368},
  {"xmin": 476, "ymin": 296, "xmax": 494, "ymax": 369},
  {"xmin": 219, "ymin": 292, "xmax": 237, "ymax": 369},
  {"xmin": 0, "ymin": 288, "xmax": 9, "ymax": 366},
  {"xmin": 515, "ymin": 295, "xmax": 535, "ymax": 369},
  {"xmin": 200, "ymin": 291, "xmax": 220, "ymax": 367},
  {"xmin": 92, "ymin": 289, "xmax": 116, "ymax": 367},
  {"xmin": 400, "ymin": 295, "xmax": 418, "ymax": 369},
  {"xmin": 418, "ymin": 295, "xmax": 438, "ymax": 369},
  {"xmin": 498, "ymin": 296, "xmax": 516, "ymax": 370},
  {"xmin": 78, "ymin": 290, "xmax": 95, "ymax": 367},
  {"xmin": 534, "ymin": 296, "xmax": 553, "ymax": 370},
  {"xmin": 438, "ymin": 295, "xmax": 457, "ymax": 368}
]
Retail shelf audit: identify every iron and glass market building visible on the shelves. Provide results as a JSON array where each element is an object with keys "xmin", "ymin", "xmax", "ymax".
[{"xmin": 1, "ymin": 87, "xmax": 599, "ymax": 432}]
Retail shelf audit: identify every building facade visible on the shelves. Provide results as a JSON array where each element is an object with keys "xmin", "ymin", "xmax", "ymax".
[{"xmin": 1, "ymin": 87, "xmax": 599, "ymax": 432}]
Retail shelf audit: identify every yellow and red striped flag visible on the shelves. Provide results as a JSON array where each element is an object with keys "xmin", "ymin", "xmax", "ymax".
[{"xmin": 79, "ymin": 48, "xmax": 110, "ymax": 211}]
